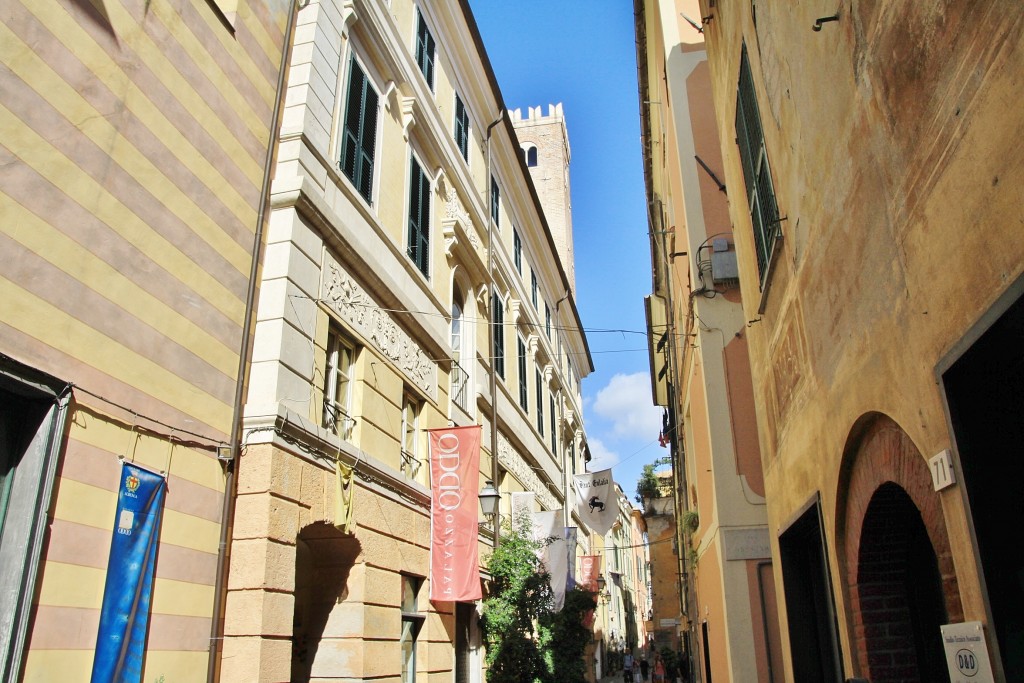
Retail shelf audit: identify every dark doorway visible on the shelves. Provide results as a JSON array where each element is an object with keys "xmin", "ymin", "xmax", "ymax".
[
  {"xmin": 455, "ymin": 602, "xmax": 474, "ymax": 683},
  {"xmin": 290, "ymin": 525, "xmax": 360, "ymax": 682},
  {"xmin": 778, "ymin": 499, "xmax": 843, "ymax": 683},
  {"xmin": 857, "ymin": 483, "xmax": 949, "ymax": 683},
  {"xmin": 701, "ymin": 620, "xmax": 713, "ymax": 683},
  {"xmin": 943, "ymin": 290, "xmax": 1024, "ymax": 677}
]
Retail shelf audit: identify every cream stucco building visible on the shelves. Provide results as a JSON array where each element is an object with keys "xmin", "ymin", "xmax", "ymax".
[{"xmin": 223, "ymin": 1, "xmax": 595, "ymax": 681}]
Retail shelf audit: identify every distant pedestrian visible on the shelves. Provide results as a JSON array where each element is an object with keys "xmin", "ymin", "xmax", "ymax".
[
  {"xmin": 633, "ymin": 664, "xmax": 643, "ymax": 683},
  {"xmin": 653, "ymin": 654, "xmax": 666, "ymax": 683},
  {"xmin": 639, "ymin": 658, "xmax": 650, "ymax": 681}
]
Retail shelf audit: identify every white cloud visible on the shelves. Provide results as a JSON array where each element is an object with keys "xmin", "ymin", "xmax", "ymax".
[
  {"xmin": 585, "ymin": 437, "xmax": 619, "ymax": 472},
  {"xmin": 592, "ymin": 372, "xmax": 663, "ymax": 441}
]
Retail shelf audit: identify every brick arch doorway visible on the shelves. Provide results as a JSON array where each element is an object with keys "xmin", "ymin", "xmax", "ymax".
[{"xmin": 836, "ymin": 414, "xmax": 962, "ymax": 682}]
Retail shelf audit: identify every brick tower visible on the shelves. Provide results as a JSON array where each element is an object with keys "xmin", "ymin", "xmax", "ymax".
[{"xmin": 511, "ymin": 104, "xmax": 576, "ymax": 294}]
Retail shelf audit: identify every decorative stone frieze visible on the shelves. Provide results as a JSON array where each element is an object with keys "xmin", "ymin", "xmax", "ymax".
[
  {"xmin": 497, "ymin": 434, "xmax": 559, "ymax": 511},
  {"xmin": 322, "ymin": 256, "xmax": 436, "ymax": 399}
]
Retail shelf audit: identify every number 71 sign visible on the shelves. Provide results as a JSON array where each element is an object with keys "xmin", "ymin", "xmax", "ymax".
[{"xmin": 929, "ymin": 449, "xmax": 956, "ymax": 492}]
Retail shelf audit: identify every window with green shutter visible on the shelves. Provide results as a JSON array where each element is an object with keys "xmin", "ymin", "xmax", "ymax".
[
  {"xmin": 407, "ymin": 156, "xmax": 431, "ymax": 277},
  {"xmin": 517, "ymin": 336, "xmax": 528, "ymax": 412},
  {"xmin": 492, "ymin": 293, "xmax": 504, "ymax": 379},
  {"xmin": 536, "ymin": 368, "xmax": 544, "ymax": 436},
  {"xmin": 454, "ymin": 94, "xmax": 470, "ymax": 160},
  {"xmin": 415, "ymin": 12, "xmax": 436, "ymax": 90},
  {"xmin": 340, "ymin": 57, "xmax": 378, "ymax": 204},
  {"xmin": 490, "ymin": 176, "xmax": 500, "ymax": 230},
  {"xmin": 549, "ymin": 395, "xmax": 556, "ymax": 453},
  {"xmin": 513, "ymin": 229, "xmax": 522, "ymax": 274},
  {"xmin": 735, "ymin": 43, "xmax": 780, "ymax": 286}
]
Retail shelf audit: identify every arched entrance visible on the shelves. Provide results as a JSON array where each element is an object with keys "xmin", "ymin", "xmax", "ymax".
[
  {"xmin": 291, "ymin": 523, "xmax": 361, "ymax": 682},
  {"xmin": 857, "ymin": 483, "xmax": 948, "ymax": 683},
  {"xmin": 837, "ymin": 414, "xmax": 962, "ymax": 682}
]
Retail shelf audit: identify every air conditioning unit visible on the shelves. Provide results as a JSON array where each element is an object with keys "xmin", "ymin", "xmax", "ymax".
[{"xmin": 710, "ymin": 238, "xmax": 739, "ymax": 284}]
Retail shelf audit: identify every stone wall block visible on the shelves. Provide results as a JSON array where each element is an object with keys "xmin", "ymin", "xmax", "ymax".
[
  {"xmin": 321, "ymin": 601, "xmax": 364, "ymax": 638},
  {"xmin": 309, "ymin": 638, "xmax": 364, "ymax": 679},
  {"xmin": 237, "ymin": 445, "xmax": 274, "ymax": 494},
  {"xmin": 233, "ymin": 492, "xmax": 300, "ymax": 544}
]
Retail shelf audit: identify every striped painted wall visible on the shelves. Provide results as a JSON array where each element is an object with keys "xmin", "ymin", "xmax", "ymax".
[{"xmin": 1, "ymin": 0, "xmax": 291, "ymax": 678}]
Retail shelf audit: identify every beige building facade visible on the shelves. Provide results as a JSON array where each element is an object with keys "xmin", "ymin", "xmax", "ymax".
[
  {"xmin": 223, "ymin": 1, "xmax": 594, "ymax": 681},
  {"xmin": 692, "ymin": 1, "xmax": 1024, "ymax": 681},
  {"xmin": 636, "ymin": 0, "xmax": 781, "ymax": 680}
]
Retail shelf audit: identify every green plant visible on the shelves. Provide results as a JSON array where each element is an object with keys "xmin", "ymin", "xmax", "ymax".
[
  {"xmin": 480, "ymin": 522, "xmax": 553, "ymax": 683},
  {"xmin": 538, "ymin": 586, "xmax": 597, "ymax": 683},
  {"xmin": 635, "ymin": 462, "xmax": 662, "ymax": 504},
  {"xmin": 680, "ymin": 509, "xmax": 699, "ymax": 532},
  {"xmin": 687, "ymin": 547, "xmax": 699, "ymax": 573}
]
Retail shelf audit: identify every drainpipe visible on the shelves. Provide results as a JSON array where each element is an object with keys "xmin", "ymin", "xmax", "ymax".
[
  {"xmin": 206, "ymin": 1, "xmax": 304, "ymax": 680},
  {"xmin": 485, "ymin": 110, "xmax": 504, "ymax": 547}
]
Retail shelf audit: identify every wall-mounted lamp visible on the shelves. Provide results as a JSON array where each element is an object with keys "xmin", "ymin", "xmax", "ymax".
[
  {"xmin": 479, "ymin": 480, "xmax": 501, "ymax": 521},
  {"xmin": 597, "ymin": 574, "xmax": 610, "ymax": 604}
]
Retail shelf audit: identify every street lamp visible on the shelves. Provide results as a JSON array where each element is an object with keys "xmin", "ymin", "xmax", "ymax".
[
  {"xmin": 479, "ymin": 480, "xmax": 500, "ymax": 522},
  {"xmin": 597, "ymin": 574, "xmax": 610, "ymax": 604}
]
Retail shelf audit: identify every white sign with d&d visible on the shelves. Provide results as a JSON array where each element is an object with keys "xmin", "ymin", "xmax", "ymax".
[{"xmin": 940, "ymin": 621, "xmax": 993, "ymax": 683}]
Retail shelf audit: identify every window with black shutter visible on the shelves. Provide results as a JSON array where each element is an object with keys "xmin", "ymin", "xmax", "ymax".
[
  {"xmin": 415, "ymin": 12, "xmax": 435, "ymax": 90},
  {"xmin": 517, "ymin": 336, "xmax": 528, "ymax": 411},
  {"xmin": 490, "ymin": 176, "xmax": 500, "ymax": 230},
  {"xmin": 454, "ymin": 94, "xmax": 470, "ymax": 160},
  {"xmin": 735, "ymin": 43, "xmax": 780, "ymax": 287},
  {"xmin": 492, "ymin": 293, "xmax": 504, "ymax": 379},
  {"xmin": 340, "ymin": 57, "xmax": 378, "ymax": 204},
  {"xmin": 407, "ymin": 156, "xmax": 431, "ymax": 277}
]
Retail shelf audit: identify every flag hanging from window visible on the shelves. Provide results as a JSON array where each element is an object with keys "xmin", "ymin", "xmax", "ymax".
[
  {"xmin": 532, "ymin": 510, "xmax": 568, "ymax": 611},
  {"xmin": 573, "ymin": 469, "xmax": 617, "ymax": 535},
  {"xmin": 429, "ymin": 425, "xmax": 482, "ymax": 602}
]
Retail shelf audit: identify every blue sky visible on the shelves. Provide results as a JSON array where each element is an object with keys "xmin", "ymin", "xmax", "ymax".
[{"xmin": 468, "ymin": 1, "xmax": 666, "ymax": 503}]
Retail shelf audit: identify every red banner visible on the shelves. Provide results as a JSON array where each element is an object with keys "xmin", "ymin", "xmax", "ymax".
[
  {"xmin": 429, "ymin": 426, "xmax": 483, "ymax": 602},
  {"xmin": 580, "ymin": 555, "xmax": 601, "ymax": 592},
  {"xmin": 580, "ymin": 555, "xmax": 601, "ymax": 628}
]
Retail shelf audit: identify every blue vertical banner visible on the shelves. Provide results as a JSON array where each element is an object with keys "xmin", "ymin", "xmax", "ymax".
[{"xmin": 91, "ymin": 463, "xmax": 166, "ymax": 683}]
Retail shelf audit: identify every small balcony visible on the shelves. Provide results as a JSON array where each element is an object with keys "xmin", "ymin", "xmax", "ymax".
[
  {"xmin": 450, "ymin": 359, "xmax": 469, "ymax": 412},
  {"xmin": 323, "ymin": 399, "xmax": 354, "ymax": 441}
]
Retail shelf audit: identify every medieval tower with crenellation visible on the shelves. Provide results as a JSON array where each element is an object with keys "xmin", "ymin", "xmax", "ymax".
[{"xmin": 512, "ymin": 104, "xmax": 577, "ymax": 294}]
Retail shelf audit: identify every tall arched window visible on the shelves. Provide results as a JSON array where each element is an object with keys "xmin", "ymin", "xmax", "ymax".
[{"xmin": 522, "ymin": 144, "xmax": 538, "ymax": 167}]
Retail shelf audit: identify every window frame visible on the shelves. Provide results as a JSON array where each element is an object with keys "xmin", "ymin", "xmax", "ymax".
[
  {"xmin": 513, "ymin": 228, "xmax": 522, "ymax": 274},
  {"xmin": 401, "ymin": 392, "xmax": 422, "ymax": 480},
  {"xmin": 524, "ymin": 144, "xmax": 538, "ymax": 167},
  {"xmin": 406, "ymin": 153, "xmax": 432, "ymax": 278},
  {"xmin": 400, "ymin": 575, "xmax": 425, "ymax": 683},
  {"xmin": 339, "ymin": 53, "xmax": 380, "ymax": 205},
  {"xmin": 536, "ymin": 367, "xmax": 544, "ymax": 437},
  {"xmin": 414, "ymin": 10, "xmax": 436, "ymax": 90},
  {"xmin": 490, "ymin": 176, "xmax": 500, "ymax": 231},
  {"xmin": 492, "ymin": 292, "xmax": 505, "ymax": 380},
  {"xmin": 517, "ymin": 335, "xmax": 528, "ymax": 412},
  {"xmin": 323, "ymin": 326, "xmax": 356, "ymax": 440},
  {"xmin": 549, "ymin": 394, "xmax": 556, "ymax": 453},
  {"xmin": 454, "ymin": 92, "xmax": 470, "ymax": 162},
  {"xmin": 735, "ymin": 43, "xmax": 781, "ymax": 289},
  {"xmin": 531, "ymin": 271, "xmax": 538, "ymax": 309}
]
